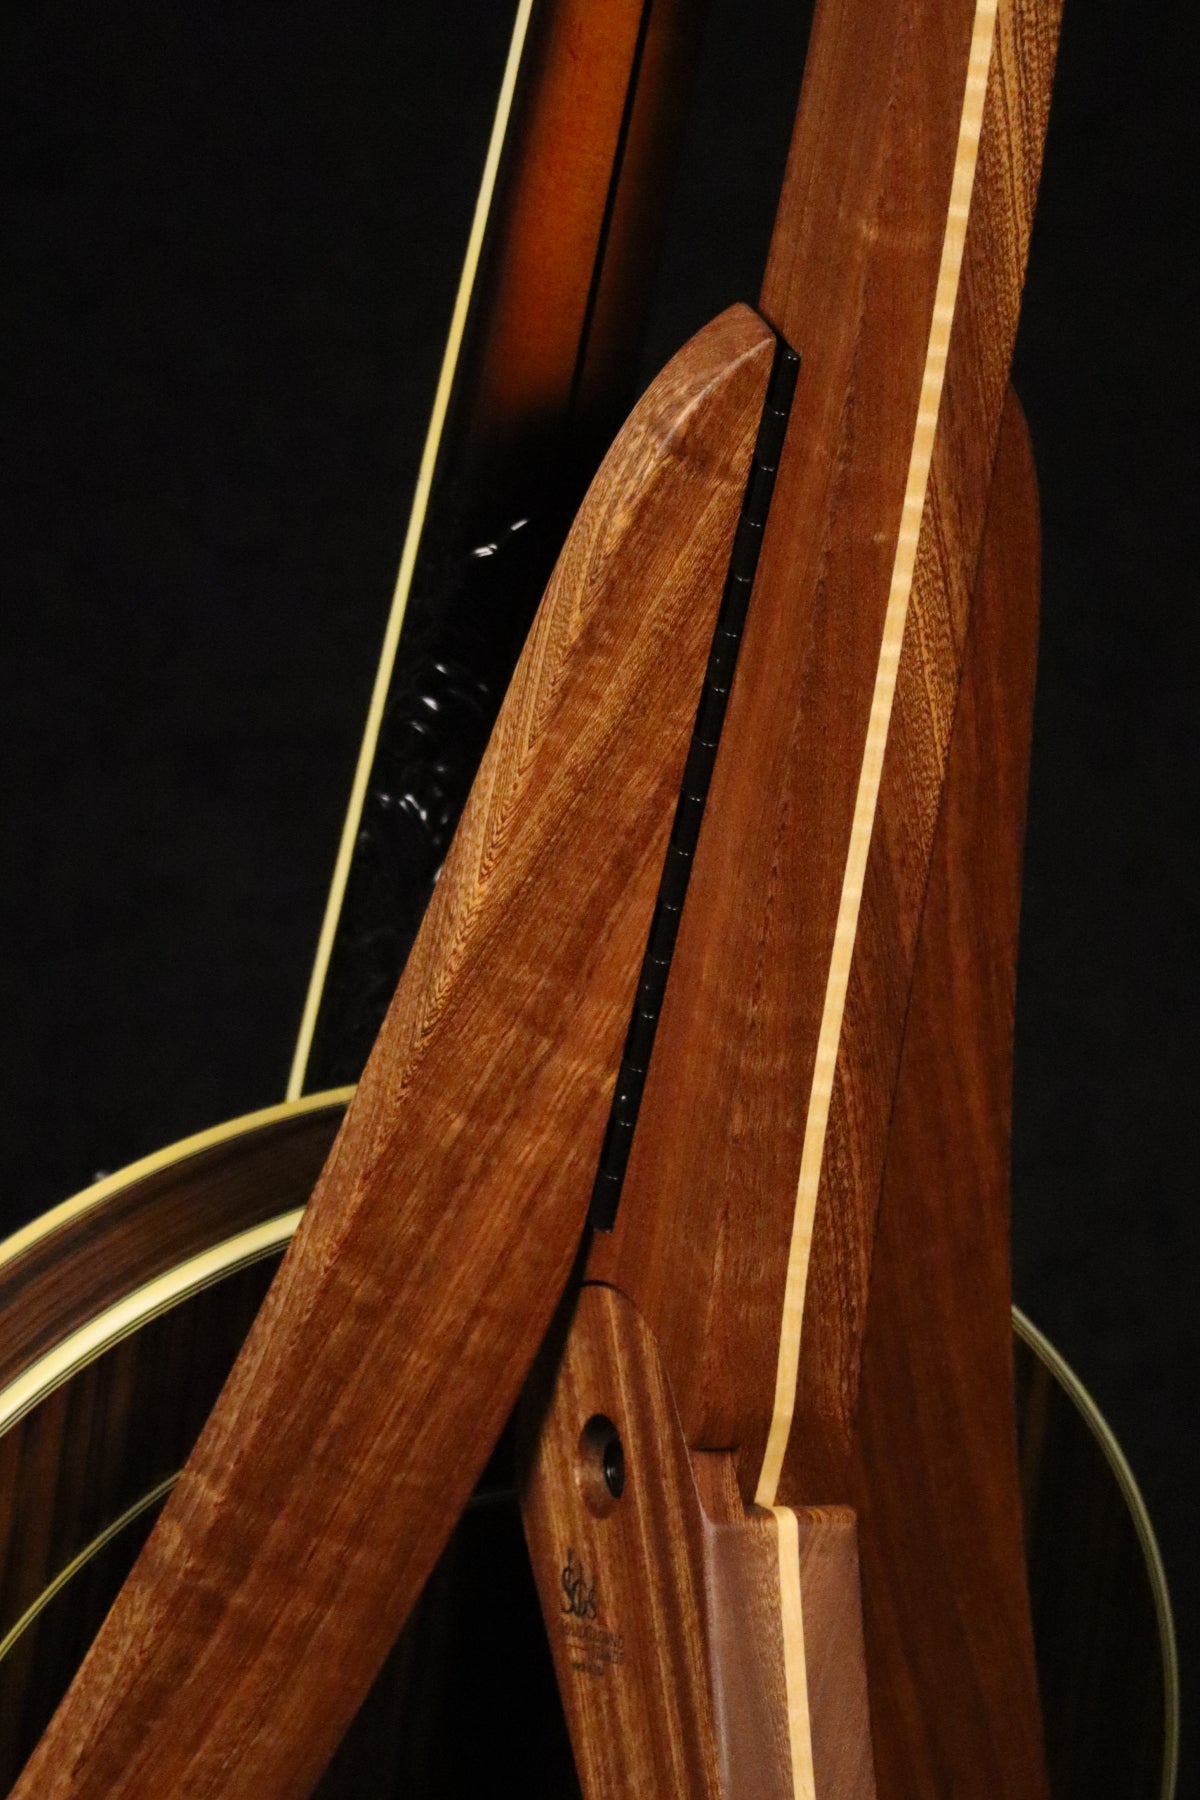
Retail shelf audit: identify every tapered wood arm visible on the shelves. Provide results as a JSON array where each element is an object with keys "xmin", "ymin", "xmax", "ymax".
[
  {"xmin": 516, "ymin": 387, "xmax": 1046, "ymax": 1800},
  {"xmin": 13, "ymin": 305, "xmax": 774, "ymax": 1800}
]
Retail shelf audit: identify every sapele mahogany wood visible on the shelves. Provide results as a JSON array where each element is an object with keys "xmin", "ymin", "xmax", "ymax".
[
  {"xmin": 577, "ymin": 3, "xmax": 1064, "ymax": 1783},
  {"xmin": 848, "ymin": 391, "xmax": 1047, "ymax": 1796},
  {"xmin": 0, "ymin": 1094, "xmax": 1170, "ymax": 1798},
  {"xmin": 522, "ymin": 1284, "xmax": 727, "ymax": 1800},
  {"xmin": 0, "ymin": 1104, "xmax": 573, "ymax": 1798},
  {"xmin": 528, "ymin": 388, "xmax": 1051, "ymax": 1797},
  {"xmin": 586, "ymin": 0, "xmax": 1063, "ymax": 1506},
  {"xmin": 11, "ymin": 306, "xmax": 774, "ymax": 1800},
  {"xmin": 520, "ymin": 1283, "xmax": 875, "ymax": 1800}
]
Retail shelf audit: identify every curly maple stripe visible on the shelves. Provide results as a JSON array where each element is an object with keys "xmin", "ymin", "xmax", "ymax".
[
  {"xmin": 755, "ymin": 0, "xmax": 999, "ymax": 1516},
  {"xmin": 771, "ymin": 1503, "xmax": 818, "ymax": 1800}
]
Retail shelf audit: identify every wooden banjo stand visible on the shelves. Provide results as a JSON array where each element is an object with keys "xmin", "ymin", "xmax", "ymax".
[{"xmin": 4, "ymin": 0, "xmax": 1171, "ymax": 1795}]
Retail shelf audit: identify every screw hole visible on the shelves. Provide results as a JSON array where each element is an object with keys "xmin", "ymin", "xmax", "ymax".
[{"xmin": 577, "ymin": 1415, "xmax": 626, "ymax": 1518}]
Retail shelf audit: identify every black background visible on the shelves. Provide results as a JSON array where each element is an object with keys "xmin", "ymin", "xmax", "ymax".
[{"xmin": 2, "ymin": 0, "xmax": 1197, "ymax": 1786}]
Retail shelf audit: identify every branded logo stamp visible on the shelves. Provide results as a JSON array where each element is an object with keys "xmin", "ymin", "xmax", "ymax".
[{"xmin": 558, "ymin": 1548, "xmax": 624, "ymax": 1677}]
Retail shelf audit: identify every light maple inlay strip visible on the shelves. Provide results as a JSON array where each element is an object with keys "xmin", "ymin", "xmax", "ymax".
[
  {"xmin": 755, "ymin": 0, "xmax": 999, "ymax": 1512},
  {"xmin": 772, "ymin": 1505, "xmax": 817, "ymax": 1800}
]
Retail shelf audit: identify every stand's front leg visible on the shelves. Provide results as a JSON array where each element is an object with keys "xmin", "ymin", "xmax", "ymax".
[{"xmin": 520, "ymin": 1284, "xmax": 876, "ymax": 1800}]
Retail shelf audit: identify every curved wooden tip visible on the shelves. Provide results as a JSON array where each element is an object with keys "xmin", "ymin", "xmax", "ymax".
[{"xmin": 13, "ymin": 305, "xmax": 774, "ymax": 1800}]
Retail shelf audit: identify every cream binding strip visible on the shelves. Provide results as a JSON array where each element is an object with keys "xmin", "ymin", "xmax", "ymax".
[
  {"xmin": 0, "ymin": 1213, "xmax": 302, "ymax": 1439},
  {"xmin": 286, "ymin": 0, "xmax": 536, "ymax": 1100},
  {"xmin": 755, "ymin": 0, "xmax": 999, "ymax": 1515},
  {"xmin": 0, "ymin": 1089, "xmax": 351, "ymax": 1276}
]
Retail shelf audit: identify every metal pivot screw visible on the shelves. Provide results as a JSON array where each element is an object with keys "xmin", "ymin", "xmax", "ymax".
[
  {"xmin": 602, "ymin": 1429, "xmax": 625, "ymax": 1500},
  {"xmin": 578, "ymin": 1414, "xmax": 626, "ymax": 1518}
]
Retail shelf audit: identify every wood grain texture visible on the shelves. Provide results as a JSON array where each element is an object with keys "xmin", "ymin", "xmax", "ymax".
[
  {"xmin": 0, "ymin": 1101, "xmax": 342, "ymax": 1393},
  {"xmin": 466, "ymin": 0, "xmax": 705, "ymax": 454},
  {"xmin": 12, "ymin": 306, "xmax": 774, "ymax": 1800},
  {"xmin": 847, "ymin": 390, "xmax": 1047, "ymax": 1797},
  {"xmin": 705, "ymin": 1479, "xmax": 874, "ymax": 1800},
  {"xmin": 586, "ymin": 0, "xmax": 1063, "ymax": 1508},
  {"xmin": 419, "ymin": 0, "xmax": 714, "ymax": 514},
  {"xmin": 756, "ymin": 0, "xmax": 1000, "ymax": 1505},
  {"xmin": 522, "ymin": 1284, "xmax": 727, "ymax": 1800},
  {"xmin": 0, "ymin": 1102, "xmax": 580, "ymax": 1800},
  {"xmin": 520, "ymin": 1283, "xmax": 875, "ymax": 1800},
  {"xmin": 0, "ymin": 1264, "xmax": 276, "ymax": 1791},
  {"xmin": 781, "ymin": 1505, "xmax": 875, "ymax": 1800},
  {"xmin": 584, "ymin": 4, "xmax": 1062, "ymax": 1779},
  {"xmin": 0, "ymin": 1098, "xmax": 1172, "ymax": 1796},
  {"xmin": 776, "ymin": 0, "xmax": 1061, "ymax": 1507},
  {"xmin": 0, "ymin": 1107, "xmax": 345, "ymax": 1709}
]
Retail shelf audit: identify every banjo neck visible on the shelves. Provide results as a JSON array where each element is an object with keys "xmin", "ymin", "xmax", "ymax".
[{"xmin": 291, "ymin": 0, "xmax": 709, "ymax": 1096}]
